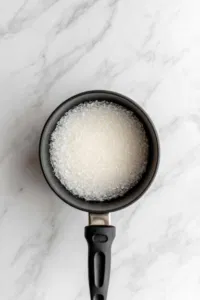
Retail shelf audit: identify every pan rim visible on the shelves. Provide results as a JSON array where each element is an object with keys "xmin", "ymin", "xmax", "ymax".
[{"xmin": 39, "ymin": 90, "xmax": 160, "ymax": 213}]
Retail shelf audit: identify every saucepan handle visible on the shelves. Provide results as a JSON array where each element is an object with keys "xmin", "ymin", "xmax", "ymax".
[{"xmin": 85, "ymin": 225, "xmax": 116, "ymax": 300}]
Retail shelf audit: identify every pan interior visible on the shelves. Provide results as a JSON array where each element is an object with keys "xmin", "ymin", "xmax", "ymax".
[{"xmin": 39, "ymin": 90, "xmax": 159, "ymax": 213}]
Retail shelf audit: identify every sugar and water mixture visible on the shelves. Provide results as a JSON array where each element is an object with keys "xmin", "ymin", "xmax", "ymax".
[{"xmin": 50, "ymin": 101, "xmax": 149, "ymax": 201}]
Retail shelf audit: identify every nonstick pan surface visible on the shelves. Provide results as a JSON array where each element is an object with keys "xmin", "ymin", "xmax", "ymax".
[{"xmin": 39, "ymin": 90, "xmax": 159, "ymax": 214}]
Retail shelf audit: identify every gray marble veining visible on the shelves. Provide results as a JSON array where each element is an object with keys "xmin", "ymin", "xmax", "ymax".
[{"xmin": 0, "ymin": 0, "xmax": 200, "ymax": 299}]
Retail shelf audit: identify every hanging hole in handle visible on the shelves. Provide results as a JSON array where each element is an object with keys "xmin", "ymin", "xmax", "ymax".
[
  {"xmin": 93, "ymin": 294, "xmax": 104, "ymax": 300},
  {"xmin": 94, "ymin": 252, "xmax": 105, "ymax": 287}
]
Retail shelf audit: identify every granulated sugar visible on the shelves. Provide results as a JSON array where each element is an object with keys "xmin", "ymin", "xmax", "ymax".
[{"xmin": 50, "ymin": 101, "xmax": 149, "ymax": 201}]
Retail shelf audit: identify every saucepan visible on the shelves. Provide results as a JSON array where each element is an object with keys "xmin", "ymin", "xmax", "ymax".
[{"xmin": 39, "ymin": 90, "xmax": 159, "ymax": 300}]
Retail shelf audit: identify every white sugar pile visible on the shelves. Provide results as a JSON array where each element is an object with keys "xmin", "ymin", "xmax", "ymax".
[{"xmin": 50, "ymin": 101, "xmax": 149, "ymax": 201}]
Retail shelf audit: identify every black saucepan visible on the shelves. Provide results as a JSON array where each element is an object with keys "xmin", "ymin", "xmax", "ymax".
[{"xmin": 39, "ymin": 90, "xmax": 159, "ymax": 300}]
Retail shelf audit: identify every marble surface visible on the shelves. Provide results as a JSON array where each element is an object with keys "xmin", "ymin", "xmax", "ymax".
[{"xmin": 0, "ymin": 0, "xmax": 200, "ymax": 299}]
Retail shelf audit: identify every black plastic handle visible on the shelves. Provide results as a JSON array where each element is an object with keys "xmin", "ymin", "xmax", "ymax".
[{"xmin": 85, "ymin": 225, "xmax": 116, "ymax": 300}]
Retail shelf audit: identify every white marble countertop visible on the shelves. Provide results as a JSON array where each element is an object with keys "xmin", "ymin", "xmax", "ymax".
[{"xmin": 0, "ymin": 0, "xmax": 200, "ymax": 299}]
